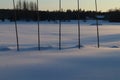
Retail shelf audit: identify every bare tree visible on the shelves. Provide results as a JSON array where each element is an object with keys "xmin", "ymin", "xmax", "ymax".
[{"xmin": 16, "ymin": 0, "xmax": 37, "ymax": 11}]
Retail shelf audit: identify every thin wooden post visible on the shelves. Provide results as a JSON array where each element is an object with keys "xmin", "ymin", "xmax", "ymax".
[
  {"xmin": 59, "ymin": 0, "xmax": 62, "ymax": 50},
  {"xmin": 77, "ymin": 0, "xmax": 81, "ymax": 49},
  {"xmin": 95, "ymin": 0, "xmax": 100, "ymax": 48},
  {"xmin": 37, "ymin": 0, "xmax": 40, "ymax": 50},
  {"xmin": 13, "ymin": 0, "xmax": 19, "ymax": 51}
]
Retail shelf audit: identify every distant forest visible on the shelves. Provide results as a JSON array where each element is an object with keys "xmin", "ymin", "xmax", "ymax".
[{"xmin": 0, "ymin": 0, "xmax": 120, "ymax": 22}]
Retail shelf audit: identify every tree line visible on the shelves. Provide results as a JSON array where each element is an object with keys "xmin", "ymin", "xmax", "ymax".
[
  {"xmin": 0, "ymin": 0, "xmax": 120, "ymax": 22},
  {"xmin": 0, "ymin": 9, "xmax": 104, "ymax": 22}
]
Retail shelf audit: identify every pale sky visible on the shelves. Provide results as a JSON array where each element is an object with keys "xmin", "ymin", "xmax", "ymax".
[{"xmin": 0, "ymin": 0, "xmax": 120, "ymax": 12}]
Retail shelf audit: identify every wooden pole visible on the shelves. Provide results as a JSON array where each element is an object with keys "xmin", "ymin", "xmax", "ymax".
[
  {"xmin": 95, "ymin": 0, "xmax": 100, "ymax": 48},
  {"xmin": 77, "ymin": 0, "xmax": 81, "ymax": 49},
  {"xmin": 59, "ymin": 0, "xmax": 62, "ymax": 50},
  {"xmin": 37, "ymin": 0, "xmax": 40, "ymax": 50},
  {"xmin": 13, "ymin": 0, "xmax": 19, "ymax": 51}
]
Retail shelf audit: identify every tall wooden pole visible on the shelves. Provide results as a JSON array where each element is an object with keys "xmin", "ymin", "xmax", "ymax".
[
  {"xmin": 13, "ymin": 0, "xmax": 19, "ymax": 51},
  {"xmin": 37, "ymin": 0, "xmax": 40, "ymax": 50},
  {"xmin": 59, "ymin": 0, "xmax": 62, "ymax": 50},
  {"xmin": 95, "ymin": 0, "xmax": 100, "ymax": 48},
  {"xmin": 77, "ymin": 0, "xmax": 81, "ymax": 49}
]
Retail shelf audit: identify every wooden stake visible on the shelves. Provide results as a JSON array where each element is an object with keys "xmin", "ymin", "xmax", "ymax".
[
  {"xmin": 59, "ymin": 0, "xmax": 62, "ymax": 50},
  {"xmin": 95, "ymin": 0, "xmax": 100, "ymax": 48},
  {"xmin": 37, "ymin": 0, "xmax": 40, "ymax": 50},
  {"xmin": 13, "ymin": 0, "xmax": 19, "ymax": 51},
  {"xmin": 77, "ymin": 0, "xmax": 81, "ymax": 49}
]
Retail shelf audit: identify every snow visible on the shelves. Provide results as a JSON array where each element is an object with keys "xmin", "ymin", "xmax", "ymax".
[{"xmin": 0, "ymin": 20, "xmax": 120, "ymax": 80}]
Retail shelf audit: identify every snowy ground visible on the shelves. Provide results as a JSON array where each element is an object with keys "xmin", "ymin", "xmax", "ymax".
[{"xmin": 0, "ymin": 20, "xmax": 120, "ymax": 80}]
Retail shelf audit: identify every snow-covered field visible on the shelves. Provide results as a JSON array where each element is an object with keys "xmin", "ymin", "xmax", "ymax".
[{"xmin": 0, "ymin": 20, "xmax": 120, "ymax": 80}]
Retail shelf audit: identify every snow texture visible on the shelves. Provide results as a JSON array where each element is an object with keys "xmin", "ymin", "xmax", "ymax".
[{"xmin": 0, "ymin": 20, "xmax": 120, "ymax": 80}]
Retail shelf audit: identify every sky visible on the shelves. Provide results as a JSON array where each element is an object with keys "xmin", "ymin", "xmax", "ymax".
[{"xmin": 0, "ymin": 0, "xmax": 120, "ymax": 12}]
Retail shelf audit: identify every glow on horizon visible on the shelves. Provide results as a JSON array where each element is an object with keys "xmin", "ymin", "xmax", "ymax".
[{"xmin": 0, "ymin": 0, "xmax": 120, "ymax": 12}]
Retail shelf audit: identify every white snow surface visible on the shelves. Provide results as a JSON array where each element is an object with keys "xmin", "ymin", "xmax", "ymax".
[{"xmin": 0, "ymin": 20, "xmax": 120, "ymax": 80}]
